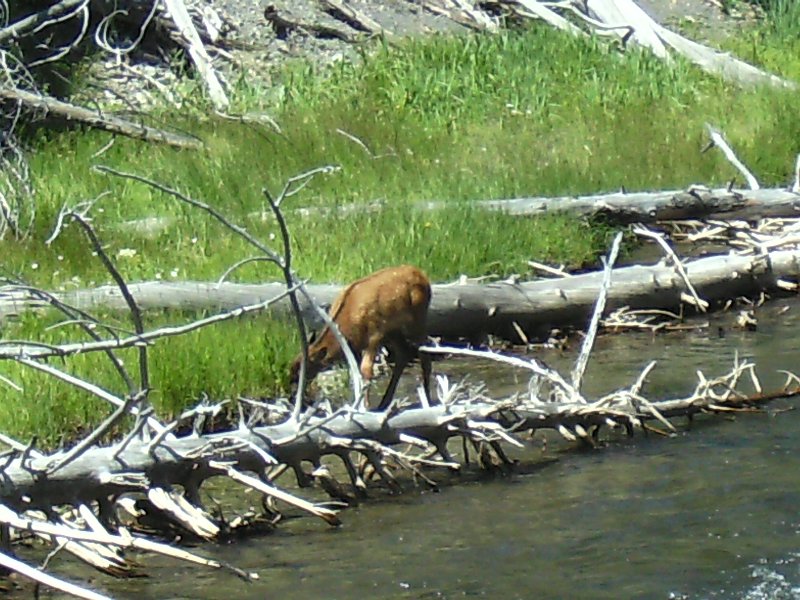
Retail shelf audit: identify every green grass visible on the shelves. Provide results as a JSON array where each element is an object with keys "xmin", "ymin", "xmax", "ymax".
[
  {"xmin": 723, "ymin": 1, "xmax": 800, "ymax": 81},
  {"xmin": 3, "ymin": 21, "xmax": 800, "ymax": 445},
  {"xmin": 0, "ymin": 310, "xmax": 301, "ymax": 443}
]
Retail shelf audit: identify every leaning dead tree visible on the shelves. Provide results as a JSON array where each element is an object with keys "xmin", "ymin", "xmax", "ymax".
[{"xmin": 1, "ymin": 167, "xmax": 799, "ymax": 597}]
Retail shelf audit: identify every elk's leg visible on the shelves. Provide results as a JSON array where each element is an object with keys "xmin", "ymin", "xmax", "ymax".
[
  {"xmin": 360, "ymin": 340, "xmax": 379, "ymax": 409},
  {"xmin": 420, "ymin": 350, "xmax": 433, "ymax": 405},
  {"xmin": 376, "ymin": 341, "xmax": 410, "ymax": 411}
]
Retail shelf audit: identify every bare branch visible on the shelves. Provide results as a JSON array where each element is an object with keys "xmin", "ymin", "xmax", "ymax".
[
  {"xmin": 704, "ymin": 124, "xmax": 760, "ymax": 190},
  {"xmin": 0, "ymin": 285, "xmax": 301, "ymax": 360},
  {"xmin": 0, "ymin": 550, "xmax": 111, "ymax": 600},
  {"xmin": 570, "ymin": 232, "xmax": 622, "ymax": 395},
  {"xmin": 0, "ymin": 0, "xmax": 87, "ymax": 44},
  {"xmin": 67, "ymin": 212, "xmax": 150, "ymax": 398}
]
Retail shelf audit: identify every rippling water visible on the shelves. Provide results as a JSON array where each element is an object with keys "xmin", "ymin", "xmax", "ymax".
[{"xmin": 20, "ymin": 299, "xmax": 800, "ymax": 599}]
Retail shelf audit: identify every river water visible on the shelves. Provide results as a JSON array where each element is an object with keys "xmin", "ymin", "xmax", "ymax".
[{"xmin": 20, "ymin": 299, "xmax": 800, "ymax": 599}]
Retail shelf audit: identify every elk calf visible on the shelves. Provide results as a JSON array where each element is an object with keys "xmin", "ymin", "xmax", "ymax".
[{"xmin": 290, "ymin": 265, "xmax": 432, "ymax": 410}]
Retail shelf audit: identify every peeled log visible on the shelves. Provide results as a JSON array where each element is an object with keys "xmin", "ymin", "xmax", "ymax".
[{"xmin": 2, "ymin": 249, "xmax": 799, "ymax": 343}]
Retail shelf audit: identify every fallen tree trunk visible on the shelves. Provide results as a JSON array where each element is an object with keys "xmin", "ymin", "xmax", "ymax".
[
  {"xmin": 3, "ymin": 247, "xmax": 799, "ymax": 343},
  {"xmin": 475, "ymin": 186, "xmax": 800, "ymax": 222},
  {"xmin": 115, "ymin": 186, "xmax": 800, "ymax": 236},
  {"xmin": 578, "ymin": 0, "xmax": 797, "ymax": 90}
]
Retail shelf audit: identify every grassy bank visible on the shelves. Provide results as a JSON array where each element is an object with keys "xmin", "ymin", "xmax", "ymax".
[{"xmin": 2, "ymin": 20, "xmax": 800, "ymax": 445}]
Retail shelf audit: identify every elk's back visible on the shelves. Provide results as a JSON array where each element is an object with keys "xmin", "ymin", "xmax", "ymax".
[{"xmin": 329, "ymin": 265, "xmax": 431, "ymax": 347}]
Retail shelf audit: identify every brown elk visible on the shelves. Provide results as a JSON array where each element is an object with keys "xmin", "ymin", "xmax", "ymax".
[{"xmin": 289, "ymin": 265, "xmax": 433, "ymax": 410}]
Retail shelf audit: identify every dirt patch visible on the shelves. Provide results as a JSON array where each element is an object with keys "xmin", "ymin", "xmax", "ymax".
[{"xmin": 217, "ymin": 0, "xmax": 757, "ymax": 80}]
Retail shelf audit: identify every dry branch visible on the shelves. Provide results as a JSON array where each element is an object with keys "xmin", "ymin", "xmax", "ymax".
[
  {"xmin": 704, "ymin": 124, "xmax": 760, "ymax": 190},
  {"xmin": 0, "ymin": 85, "xmax": 202, "ymax": 150},
  {"xmin": 0, "ymin": 0, "xmax": 88, "ymax": 44}
]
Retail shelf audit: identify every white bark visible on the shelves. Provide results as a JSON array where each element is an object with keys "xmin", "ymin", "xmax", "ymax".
[
  {"xmin": 582, "ymin": 0, "xmax": 797, "ymax": 89},
  {"xmin": 162, "ymin": 0, "xmax": 229, "ymax": 109}
]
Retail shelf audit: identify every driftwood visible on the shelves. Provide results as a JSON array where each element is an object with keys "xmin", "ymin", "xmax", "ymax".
[
  {"xmin": 475, "ymin": 186, "xmax": 800, "ymax": 223},
  {"xmin": 162, "ymin": 0, "xmax": 229, "ymax": 109},
  {"xmin": 545, "ymin": 0, "xmax": 797, "ymax": 90},
  {"xmin": 0, "ymin": 85, "xmax": 202, "ymax": 150}
]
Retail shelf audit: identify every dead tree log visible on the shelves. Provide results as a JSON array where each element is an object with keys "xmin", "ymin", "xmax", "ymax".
[
  {"xmin": 114, "ymin": 186, "xmax": 800, "ymax": 237},
  {"xmin": 475, "ymin": 186, "xmax": 800, "ymax": 223},
  {"xmin": 3, "ymin": 247, "xmax": 799, "ymax": 343}
]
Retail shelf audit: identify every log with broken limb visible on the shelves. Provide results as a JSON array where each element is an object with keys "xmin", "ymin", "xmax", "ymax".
[
  {"xmin": 3, "ymin": 246, "xmax": 800, "ymax": 343},
  {"xmin": 0, "ymin": 353, "xmax": 792, "ymax": 597},
  {"xmin": 0, "ymin": 85, "xmax": 202, "ymax": 150},
  {"xmin": 474, "ymin": 186, "xmax": 800, "ymax": 223}
]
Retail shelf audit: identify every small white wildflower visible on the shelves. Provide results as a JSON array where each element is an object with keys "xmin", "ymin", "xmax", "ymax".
[
  {"xmin": 191, "ymin": 237, "xmax": 198, "ymax": 244},
  {"xmin": 57, "ymin": 255, "xmax": 64, "ymax": 261},
  {"xmin": 30, "ymin": 262, "xmax": 38, "ymax": 270},
  {"xmin": 117, "ymin": 248, "xmax": 137, "ymax": 258},
  {"xmin": 268, "ymin": 233, "xmax": 276, "ymax": 241},
  {"xmin": 170, "ymin": 268, "xmax": 179, "ymax": 278},
  {"xmin": 155, "ymin": 272, "xmax": 162, "ymax": 280}
]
